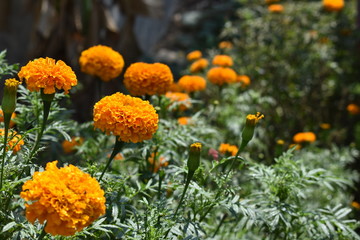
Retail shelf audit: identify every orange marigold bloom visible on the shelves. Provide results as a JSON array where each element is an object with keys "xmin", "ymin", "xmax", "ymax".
[
  {"xmin": 347, "ymin": 103, "xmax": 360, "ymax": 115},
  {"xmin": 186, "ymin": 50, "xmax": 202, "ymax": 61},
  {"xmin": 236, "ymin": 75, "xmax": 251, "ymax": 87},
  {"xmin": 190, "ymin": 58, "xmax": 209, "ymax": 73},
  {"xmin": 320, "ymin": 123, "xmax": 331, "ymax": 130},
  {"xmin": 293, "ymin": 132, "xmax": 316, "ymax": 143},
  {"xmin": 218, "ymin": 41, "xmax": 233, "ymax": 49},
  {"xmin": 219, "ymin": 143, "xmax": 238, "ymax": 156},
  {"xmin": 177, "ymin": 116, "xmax": 192, "ymax": 125},
  {"xmin": 165, "ymin": 92, "xmax": 191, "ymax": 111},
  {"xmin": 79, "ymin": 45, "xmax": 125, "ymax": 82},
  {"xmin": 323, "ymin": 0, "xmax": 344, "ymax": 12},
  {"xmin": 93, "ymin": 92, "xmax": 159, "ymax": 143},
  {"xmin": 178, "ymin": 75, "xmax": 206, "ymax": 93},
  {"xmin": 20, "ymin": 161, "xmax": 106, "ymax": 236},
  {"xmin": 18, "ymin": 57, "xmax": 77, "ymax": 94},
  {"xmin": 0, "ymin": 128, "xmax": 24, "ymax": 153},
  {"xmin": 0, "ymin": 110, "xmax": 16, "ymax": 128},
  {"xmin": 246, "ymin": 112, "xmax": 264, "ymax": 127},
  {"xmin": 207, "ymin": 67, "xmax": 237, "ymax": 86},
  {"xmin": 148, "ymin": 152, "xmax": 169, "ymax": 173},
  {"xmin": 124, "ymin": 62, "xmax": 173, "ymax": 96},
  {"xmin": 351, "ymin": 201, "xmax": 360, "ymax": 210},
  {"xmin": 212, "ymin": 55, "xmax": 234, "ymax": 67},
  {"xmin": 62, "ymin": 137, "xmax": 84, "ymax": 154},
  {"xmin": 268, "ymin": 4, "xmax": 284, "ymax": 13}
]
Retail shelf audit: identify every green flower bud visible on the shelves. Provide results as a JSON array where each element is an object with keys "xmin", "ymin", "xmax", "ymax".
[
  {"xmin": 2, "ymin": 78, "xmax": 20, "ymax": 115},
  {"xmin": 187, "ymin": 142, "xmax": 202, "ymax": 172},
  {"xmin": 240, "ymin": 112, "xmax": 264, "ymax": 150}
]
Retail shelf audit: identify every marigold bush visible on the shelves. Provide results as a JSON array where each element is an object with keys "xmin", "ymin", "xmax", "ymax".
[
  {"xmin": 20, "ymin": 161, "xmax": 106, "ymax": 236},
  {"xmin": 79, "ymin": 45, "xmax": 124, "ymax": 82},
  {"xmin": 124, "ymin": 62, "xmax": 173, "ymax": 96},
  {"xmin": 93, "ymin": 92, "xmax": 159, "ymax": 143}
]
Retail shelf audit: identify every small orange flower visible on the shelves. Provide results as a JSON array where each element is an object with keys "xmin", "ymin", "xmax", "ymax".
[
  {"xmin": 165, "ymin": 92, "xmax": 191, "ymax": 111},
  {"xmin": 218, "ymin": 41, "xmax": 233, "ymax": 49},
  {"xmin": 245, "ymin": 112, "xmax": 264, "ymax": 127},
  {"xmin": 124, "ymin": 62, "xmax": 174, "ymax": 96},
  {"xmin": 79, "ymin": 45, "xmax": 125, "ymax": 82},
  {"xmin": 186, "ymin": 50, "xmax": 202, "ymax": 61},
  {"xmin": 62, "ymin": 137, "xmax": 84, "ymax": 154},
  {"xmin": 190, "ymin": 58, "xmax": 209, "ymax": 73},
  {"xmin": 351, "ymin": 201, "xmax": 360, "ymax": 210},
  {"xmin": 20, "ymin": 161, "xmax": 106, "ymax": 236},
  {"xmin": 178, "ymin": 75, "xmax": 206, "ymax": 93},
  {"xmin": 148, "ymin": 152, "xmax": 169, "ymax": 173},
  {"xmin": 212, "ymin": 55, "xmax": 234, "ymax": 67},
  {"xmin": 323, "ymin": 0, "xmax": 344, "ymax": 12},
  {"xmin": 0, "ymin": 128, "xmax": 24, "ymax": 153},
  {"xmin": 219, "ymin": 143, "xmax": 238, "ymax": 156},
  {"xmin": 320, "ymin": 123, "xmax": 331, "ymax": 130},
  {"xmin": 236, "ymin": 75, "xmax": 251, "ymax": 87},
  {"xmin": 18, "ymin": 57, "xmax": 77, "ymax": 94},
  {"xmin": 277, "ymin": 139, "xmax": 285, "ymax": 145},
  {"xmin": 0, "ymin": 110, "xmax": 17, "ymax": 128},
  {"xmin": 289, "ymin": 143, "xmax": 301, "ymax": 150},
  {"xmin": 207, "ymin": 67, "xmax": 237, "ymax": 86},
  {"xmin": 177, "ymin": 117, "xmax": 192, "ymax": 125},
  {"xmin": 93, "ymin": 92, "xmax": 159, "ymax": 143},
  {"xmin": 268, "ymin": 4, "xmax": 284, "ymax": 13},
  {"xmin": 347, "ymin": 103, "xmax": 360, "ymax": 115},
  {"xmin": 293, "ymin": 132, "xmax": 316, "ymax": 143}
]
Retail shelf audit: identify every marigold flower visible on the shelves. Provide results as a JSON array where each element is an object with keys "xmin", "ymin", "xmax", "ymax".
[
  {"xmin": 79, "ymin": 45, "xmax": 125, "ymax": 82},
  {"xmin": 268, "ymin": 4, "xmax": 284, "ymax": 13},
  {"xmin": 219, "ymin": 143, "xmax": 238, "ymax": 156},
  {"xmin": 18, "ymin": 57, "xmax": 77, "ymax": 94},
  {"xmin": 347, "ymin": 103, "xmax": 360, "ymax": 115},
  {"xmin": 148, "ymin": 152, "xmax": 168, "ymax": 173},
  {"xmin": 246, "ymin": 112, "xmax": 265, "ymax": 127},
  {"xmin": 0, "ymin": 110, "xmax": 16, "ymax": 128},
  {"xmin": 320, "ymin": 123, "xmax": 331, "ymax": 130},
  {"xmin": 124, "ymin": 62, "xmax": 173, "ymax": 96},
  {"xmin": 289, "ymin": 143, "xmax": 301, "ymax": 150},
  {"xmin": 62, "ymin": 137, "xmax": 84, "ymax": 154},
  {"xmin": 165, "ymin": 92, "xmax": 191, "ymax": 111},
  {"xmin": 190, "ymin": 58, "xmax": 209, "ymax": 73},
  {"xmin": 178, "ymin": 117, "xmax": 192, "ymax": 125},
  {"xmin": 186, "ymin": 50, "xmax": 202, "ymax": 61},
  {"xmin": 0, "ymin": 128, "xmax": 24, "ymax": 153},
  {"xmin": 207, "ymin": 67, "xmax": 237, "ymax": 86},
  {"xmin": 188, "ymin": 142, "xmax": 202, "ymax": 172},
  {"xmin": 218, "ymin": 41, "xmax": 233, "ymax": 49},
  {"xmin": 277, "ymin": 139, "xmax": 285, "ymax": 145},
  {"xmin": 236, "ymin": 75, "xmax": 251, "ymax": 87},
  {"xmin": 20, "ymin": 161, "xmax": 106, "ymax": 236},
  {"xmin": 212, "ymin": 55, "xmax": 234, "ymax": 67},
  {"xmin": 93, "ymin": 92, "xmax": 159, "ymax": 143},
  {"xmin": 178, "ymin": 75, "xmax": 206, "ymax": 93},
  {"xmin": 323, "ymin": 0, "xmax": 344, "ymax": 12},
  {"xmin": 351, "ymin": 201, "xmax": 360, "ymax": 210},
  {"xmin": 293, "ymin": 132, "xmax": 316, "ymax": 143}
]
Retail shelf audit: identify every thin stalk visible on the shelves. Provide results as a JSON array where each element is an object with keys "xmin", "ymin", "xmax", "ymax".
[
  {"xmin": 212, "ymin": 213, "xmax": 227, "ymax": 238},
  {"xmin": 98, "ymin": 138, "xmax": 124, "ymax": 182},
  {"xmin": 174, "ymin": 171, "xmax": 193, "ymax": 216},
  {"xmin": 38, "ymin": 224, "xmax": 47, "ymax": 240},
  {"xmin": 0, "ymin": 113, "xmax": 11, "ymax": 190}
]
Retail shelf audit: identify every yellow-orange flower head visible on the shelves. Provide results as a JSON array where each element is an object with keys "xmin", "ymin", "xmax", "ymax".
[
  {"xmin": 347, "ymin": 103, "xmax": 360, "ymax": 115},
  {"xmin": 93, "ymin": 92, "xmax": 159, "ymax": 143},
  {"xmin": 268, "ymin": 4, "xmax": 284, "ymax": 13},
  {"xmin": 246, "ymin": 112, "xmax": 265, "ymax": 127},
  {"xmin": 0, "ymin": 128, "xmax": 24, "ymax": 153},
  {"xmin": 178, "ymin": 116, "xmax": 193, "ymax": 125},
  {"xmin": 124, "ymin": 62, "xmax": 174, "ymax": 96},
  {"xmin": 212, "ymin": 55, "xmax": 234, "ymax": 67},
  {"xmin": 293, "ymin": 132, "xmax": 316, "ymax": 143},
  {"xmin": 18, "ymin": 57, "xmax": 77, "ymax": 94},
  {"xmin": 20, "ymin": 161, "xmax": 106, "ymax": 236},
  {"xmin": 62, "ymin": 137, "xmax": 84, "ymax": 154},
  {"xmin": 178, "ymin": 75, "xmax": 207, "ymax": 93},
  {"xmin": 236, "ymin": 75, "xmax": 251, "ymax": 87},
  {"xmin": 79, "ymin": 45, "xmax": 124, "ymax": 82},
  {"xmin": 323, "ymin": 0, "xmax": 344, "ymax": 12},
  {"xmin": 219, "ymin": 143, "xmax": 238, "ymax": 156},
  {"xmin": 186, "ymin": 50, "xmax": 202, "ymax": 61},
  {"xmin": 218, "ymin": 41, "xmax": 233, "ymax": 49},
  {"xmin": 190, "ymin": 58, "xmax": 209, "ymax": 73},
  {"xmin": 207, "ymin": 67, "xmax": 237, "ymax": 86},
  {"xmin": 165, "ymin": 92, "xmax": 191, "ymax": 111}
]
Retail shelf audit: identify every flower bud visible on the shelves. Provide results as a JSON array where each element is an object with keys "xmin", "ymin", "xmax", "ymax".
[
  {"xmin": 240, "ymin": 112, "xmax": 264, "ymax": 150},
  {"xmin": 2, "ymin": 78, "xmax": 20, "ymax": 115},
  {"xmin": 187, "ymin": 142, "xmax": 202, "ymax": 172}
]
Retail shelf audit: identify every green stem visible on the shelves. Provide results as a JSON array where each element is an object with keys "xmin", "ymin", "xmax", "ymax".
[
  {"xmin": 38, "ymin": 224, "xmax": 47, "ymax": 240},
  {"xmin": 174, "ymin": 171, "xmax": 194, "ymax": 216},
  {"xmin": 0, "ymin": 113, "xmax": 11, "ymax": 190},
  {"xmin": 98, "ymin": 138, "xmax": 124, "ymax": 182},
  {"xmin": 212, "ymin": 213, "xmax": 227, "ymax": 237}
]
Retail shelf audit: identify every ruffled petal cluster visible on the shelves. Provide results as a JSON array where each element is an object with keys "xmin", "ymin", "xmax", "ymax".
[
  {"xmin": 18, "ymin": 57, "xmax": 77, "ymax": 94},
  {"xmin": 323, "ymin": 0, "xmax": 344, "ymax": 12},
  {"xmin": 293, "ymin": 132, "xmax": 316, "ymax": 143},
  {"xmin": 93, "ymin": 92, "xmax": 159, "ymax": 143},
  {"xmin": 165, "ymin": 92, "xmax": 191, "ymax": 111},
  {"xmin": 124, "ymin": 62, "xmax": 174, "ymax": 96},
  {"xmin": 0, "ymin": 128, "xmax": 24, "ymax": 153},
  {"xmin": 190, "ymin": 58, "xmax": 209, "ymax": 73},
  {"xmin": 178, "ymin": 75, "xmax": 207, "ymax": 93},
  {"xmin": 79, "ymin": 45, "xmax": 124, "ymax": 82},
  {"xmin": 207, "ymin": 67, "xmax": 237, "ymax": 86},
  {"xmin": 186, "ymin": 50, "xmax": 202, "ymax": 61},
  {"xmin": 219, "ymin": 143, "xmax": 238, "ymax": 156},
  {"xmin": 20, "ymin": 161, "xmax": 106, "ymax": 236},
  {"xmin": 212, "ymin": 55, "xmax": 233, "ymax": 67}
]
